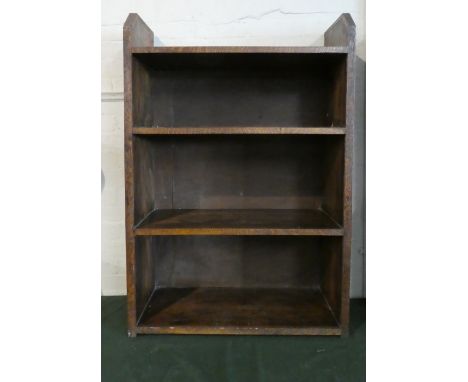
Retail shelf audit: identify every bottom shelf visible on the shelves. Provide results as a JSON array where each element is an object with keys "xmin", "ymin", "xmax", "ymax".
[{"xmin": 137, "ymin": 287, "xmax": 340, "ymax": 335}]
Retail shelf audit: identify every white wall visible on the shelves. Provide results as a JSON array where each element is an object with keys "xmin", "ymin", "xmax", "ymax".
[{"xmin": 101, "ymin": 0, "xmax": 366, "ymax": 296}]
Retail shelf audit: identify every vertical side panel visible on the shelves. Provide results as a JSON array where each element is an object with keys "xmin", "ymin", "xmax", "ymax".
[
  {"xmin": 329, "ymin": 57, "xmax": 347, "ymax": 127},
  {"xmin": 320, "ymin": 237, "xmax": 342, "ymax": 321},
  {"xmin": 123, "ymin": 14, "xmax": 154, "ymax": 337},
  {"xmin": 342, "ymin": 19, "xmax": 356, "ymax": 337},
  {"xmin": 132, "ymin": 57, "xmax": 153, "ymax": 127},
  {"xmin": 322, "ymin": 136, "xmax": 344, "ymax": 226},
  {"xmin": 135, "ymin": 237, "xmax": 156, "ymax": 322},
  {"xmin": 133, "ymin": 136, "xmax": 173, "ymax": 224},
  {"xmin": 325, "ymin": 13, "xmax": 356, "ymax": 336}
]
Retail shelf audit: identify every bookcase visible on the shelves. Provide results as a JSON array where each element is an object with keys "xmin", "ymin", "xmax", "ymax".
[{"xmin": 123, "ymin": 13, "xmax": 355, "ymax": 336}]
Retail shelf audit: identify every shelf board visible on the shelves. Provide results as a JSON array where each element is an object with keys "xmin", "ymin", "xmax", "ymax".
[
  {"xmin": 131, "ymin": 46, "xmax": 348, "ymax": 54},
  {"xmin": 133, "ymin": 127, "xmax": 346, "ymax": 135},
  {"xmin": 137, "ymin": 287, "xmax": 341, "ymax": 335},
  {"xmin": 135, "ymin": 209, "xmax": 343, "ymax": 236}
]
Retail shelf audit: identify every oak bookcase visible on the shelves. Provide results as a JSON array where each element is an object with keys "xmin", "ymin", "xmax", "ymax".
[{"xmin": 123, "ymin": 13, "xmax": 355, "ymax": 336}]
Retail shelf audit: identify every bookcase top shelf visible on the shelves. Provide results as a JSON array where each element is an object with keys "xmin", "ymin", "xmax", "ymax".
[{"xmin": 131, "ymin": 46, "xmax": 349, "ymax": 54}]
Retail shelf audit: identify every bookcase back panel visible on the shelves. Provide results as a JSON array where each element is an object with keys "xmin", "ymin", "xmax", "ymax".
[
  {"xmin": 141, "ymin": 236, "xmax": 322, "ymax": 288},
  {"xmin": 133, "ymin": 135, "xmax": 344, "ymax": 218},
  {"xmin": 132, "ymin": 53, "xmax": 347, "ymax": 127}
]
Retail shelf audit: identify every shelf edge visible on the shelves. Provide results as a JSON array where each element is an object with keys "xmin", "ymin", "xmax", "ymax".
[
  {"xmin": 134, "ymin": 228, "xmax": 344, "ymax": 236},
  {"xmin": 135, "ymin": 325, "xmax": 342, "ymax": 336},
  {"xmin": 133, "ymin": 127, "xmax": 346, "ymax": 135},
  {"xmin": 131, "ymin": 46, "xmax": 349, "ymax": 54}
]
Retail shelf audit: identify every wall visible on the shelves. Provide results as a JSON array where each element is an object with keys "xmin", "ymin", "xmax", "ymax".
[{"xmin": 101, "ymin": 0, "xmax": 366, "ymax": 296}]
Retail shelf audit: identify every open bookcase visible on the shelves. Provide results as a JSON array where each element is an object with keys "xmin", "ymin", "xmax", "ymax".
[{"xmin": 124, "ymin": 13, "xmax": 355, "ymax": 336}]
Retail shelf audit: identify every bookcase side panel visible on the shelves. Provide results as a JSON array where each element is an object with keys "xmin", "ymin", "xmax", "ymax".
[
  {"xmin": 135, "ymin": 237, "xmax": 157, "ymax": 322},
  {"xmin": 123, "ymin": 13, "xmax": 154, "ymax": 337},
  {"xmin": 325, "ymin": 13, "xmax": 356, "ymax": 335}
]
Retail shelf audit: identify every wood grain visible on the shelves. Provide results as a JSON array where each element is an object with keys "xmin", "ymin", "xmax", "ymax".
[
  {"xmin": 149, "ymin": 236, "xmax": 322, "ymax": 289},
  {"xmin": 131, "ymin": 46, "xmax": 348, "ymax": 54},
  {"xmin": 132, "ymin": 52, "xmax": 347, "ymax": 128},
  {"xmin": 134, "ymin": 237, "xmax": 156, "ymax": 323},
  {"xmin": 123, "ymin": 13, "xmax": 154, "ymax": 337},
  {"xmin": 322, "ymin": 135, "xmax": 345, "ymax": 225},
  {"xmin": 320, "ymin": 237, "xmax": 343, "ymax": 325},
  {"xmin": 325, "ymin": 12, "xmax": 356, "ymax": 336},
  {"xmin": 138, "ymin": 288, "xmax": 339, "ymax": 335},
  {"xmin": 135, "ymin": 209, "xmax": 343, "ymax": 236},
  {"xmin": 133, "ymin": 127, "xmax": 346, "ymax": 135},
  {"xmin": 324, "ymin": 13, "xmax": 355, "ymax": 47},
  {"xmin": 133, "ymin": 135, "xmax": 342, "ymax": 211},
  {"xmin": 124, "ymin": 12, "xmax": 356, "ymax": 337},
  {"xmin": 136, "ymin": 326, "xmax": 341, "ymax": 336}
]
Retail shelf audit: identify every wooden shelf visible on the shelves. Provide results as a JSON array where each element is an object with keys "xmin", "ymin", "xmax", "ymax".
[
  {"xmin": 133, "ymin": 127, "xmax": 346, "ymax": 135},
  {"xmin": 137, "ymin": 287, "xmax": 340, "ymax": 335},
  {"xmin": 131, "ymin": 46, "xmax": 349, "ymax": 54},
  {"xmin": 134, "ymin": 209, "xmax": 343, "ymax": 236}
]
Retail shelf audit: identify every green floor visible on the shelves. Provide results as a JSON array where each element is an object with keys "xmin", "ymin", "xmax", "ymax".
[{"xmin": 102, "ymin": 297, "xmax": 365, "ymax": 382}]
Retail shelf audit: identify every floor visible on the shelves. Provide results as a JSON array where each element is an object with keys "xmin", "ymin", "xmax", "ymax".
[{"xmin": 102, "ymin": 297, "xmax": 365, "ymax": 382}]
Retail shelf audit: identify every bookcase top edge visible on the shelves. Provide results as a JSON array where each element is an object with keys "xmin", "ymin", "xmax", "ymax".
[{"xmin": 130, "ymin": 46, "xmax": 349, "ymax": 54}]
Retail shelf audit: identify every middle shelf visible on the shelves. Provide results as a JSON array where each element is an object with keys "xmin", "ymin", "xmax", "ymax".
[
  {"xmin": 135, "ymin": 209, "xmax": 343, "ymax": 236},
  {"xmin": 133, "ymin": 127, "xmax": 346, "ymax": 135}
]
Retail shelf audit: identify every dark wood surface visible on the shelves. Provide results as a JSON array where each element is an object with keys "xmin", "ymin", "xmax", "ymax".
[
  {"xmin": 133, "ymin": 135, "xmax": 173, "ymax": 223},
  {"xmin": 131, "ymin": 46, "xmax": 348, "ymax": 54},
  {"xmin": 133, "ymin": 127, "xmax": 346, "ymax": 135},
  {"xmin": 325, "ymin": 13, "xmax": 356, "ymax": 334},
  {"xmin": 131, "ymin": 52, "xmax": 347, "ymax": 128},
  {"xmin": 133, "ymin": 135, "xmax": 343, "ymax": 213},
  {"xmin": 323, "ymin": 134, "xmax": 345, "ymax": 225},
  {"xmin": 134, "ymin": 235, "xmax": 156, "ymax": 322},
  {"xmin": 320, "ymin": 237, "xmax": 343, "ymax": 324},
  {"xmin": 135, "ymin": 209, "xmax": 343, "ymax": 236},
  {"xmin": 149, "ymin": 236, "xmax": 323, "ymax": 288},
  {"xmin": 124, "ymin": 13, "xmax": 355, "ymax": 336},
  {"xmin": 324, "ymin": 14, "xmax": 355, "ymax": 47},
  {"xmin": 124, "ymin": 13, "xmax": 154, "ymax": 337},
  {"xmin": 138, "ymin": 288, "xmax": 339, "ymax": 335}
]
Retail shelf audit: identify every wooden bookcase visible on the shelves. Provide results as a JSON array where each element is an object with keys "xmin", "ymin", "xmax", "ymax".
[{"xmin": 123, "ymin": 13, "xmax": 355, "ymax": 336}]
